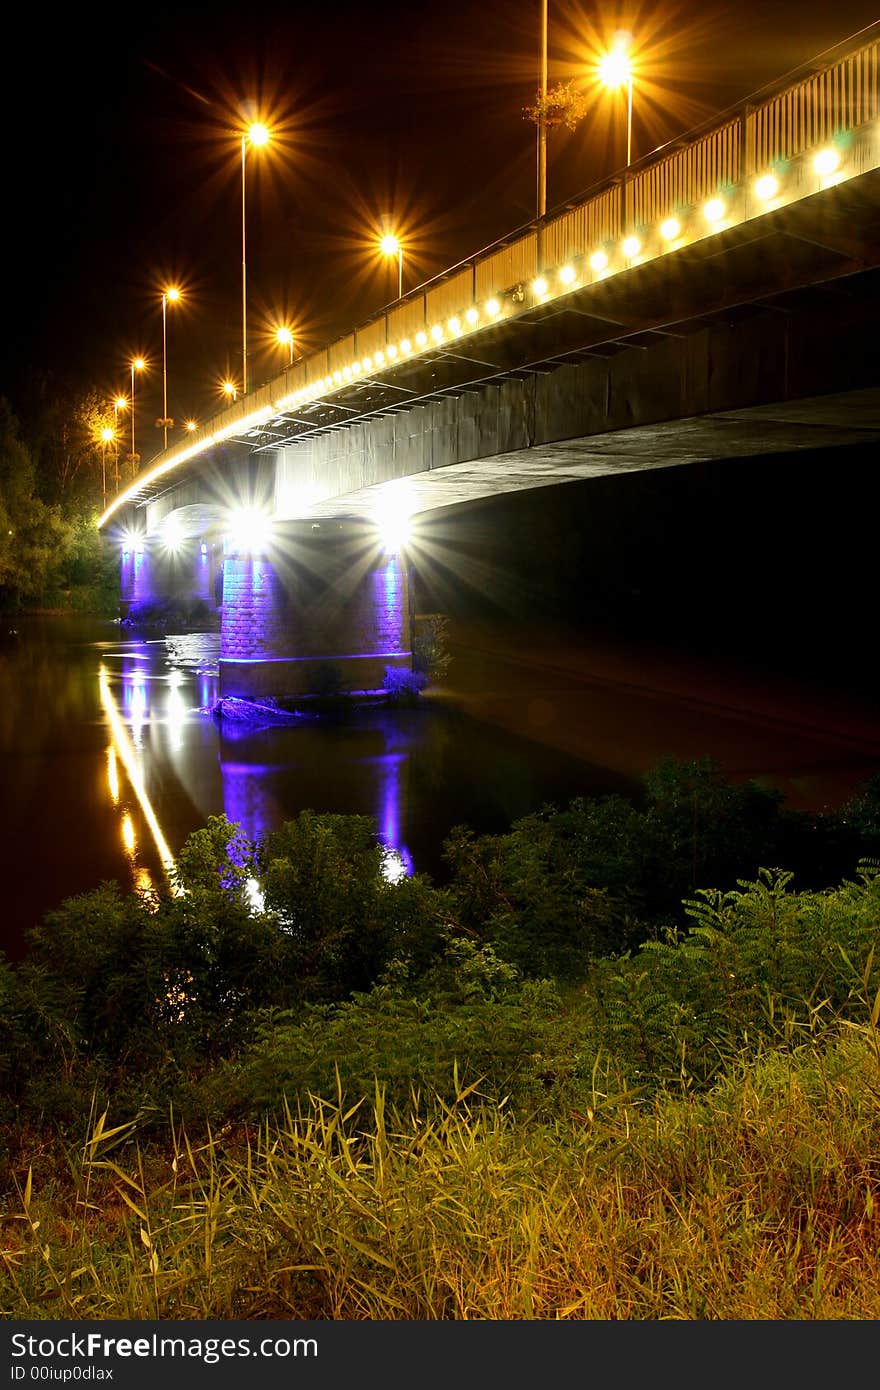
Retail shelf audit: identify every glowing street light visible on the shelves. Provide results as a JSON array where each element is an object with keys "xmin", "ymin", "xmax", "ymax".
[
  {"xmin": 598, "ymin": 37, "xmax": 635, "ymax": 166},
  {"xmin": 160, "ymin": 288, "xmax": 181, "ymax": 451},
  {"xmin": 241, "ymin": 120, "xmax": 271, "ymax": 396},
  {"xmin": 275, "ymin": 325, "xmax": 295, "ymax": 365},
  {"xmin": 129, "ymin": 356, "xmax": 146, "ymax": 470},
  {"xmin": 185, "ymin": 419, "xmax": 198, "ymax": 432},
  {"xmin": 221, "ymin": 379, "xmax": 238, "ymax": 402},
  {"xmin": 379, "ymin": 232, "xmax": 403, "ymax": 299}
]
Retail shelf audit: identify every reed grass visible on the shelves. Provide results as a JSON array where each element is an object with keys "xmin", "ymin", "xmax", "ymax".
[{"xmin": 3, "ymin": 1027, "xmax": 879, "ymax": 1320}]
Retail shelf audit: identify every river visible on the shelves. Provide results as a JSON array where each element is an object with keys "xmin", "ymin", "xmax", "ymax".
[{"xmin": 1, "ymin": 613, "xmax": 878, "ymax": 960}]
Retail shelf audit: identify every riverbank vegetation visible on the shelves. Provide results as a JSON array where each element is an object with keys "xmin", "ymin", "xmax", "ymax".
[
  {"xmin": 1, "ymin": 760, "xmax": 879, "ymax": 1318},
  {"xmin": 0, "ymin": 394, "xmax": 118, "ymax": 615}
]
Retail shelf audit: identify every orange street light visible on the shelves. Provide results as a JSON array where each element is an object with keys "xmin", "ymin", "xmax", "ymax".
[
  {"xmin": 379, "ymin": 231, "xmax": 403, "ymax": 299},
  {"xmin": 598, "ymin": 37, "xmax": 635, "ymax": 166},
  {"xmin": 275, "ymin": 325, "xmax": 294, "ymax": 365},
  {"xmin": 129, "ymin": 357, "xmax": 146, "ymax": 469},
  {"xmin": 241, "ymin": 120, "xmax": 271, "ymax": 395},
  {"xmin": 160, "ymin": 289, "xmax": 182, "ymax": 450},
  {"xmin": 221, "ymin": 379, "xmax": 238, "ymax": 402}
]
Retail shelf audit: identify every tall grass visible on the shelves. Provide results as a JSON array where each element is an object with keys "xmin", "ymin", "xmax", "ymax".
[{"xmin": 3, "ymin": 1027, "xmax": 879, "ymax": 1320}]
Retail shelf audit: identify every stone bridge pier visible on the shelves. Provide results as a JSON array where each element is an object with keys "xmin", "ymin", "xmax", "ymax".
[
  {"xmin": 218, "ymin": 518, "xmax": 413, "ymax": 701},
  {"xmin": 119, "ymin": 533, "xmax": 221, "ymax": 619}
]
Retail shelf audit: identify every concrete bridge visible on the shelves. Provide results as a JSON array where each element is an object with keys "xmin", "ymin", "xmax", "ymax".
[{"xmin": 100, "ymin": 23, "xmax": 880, "ymax": 700}]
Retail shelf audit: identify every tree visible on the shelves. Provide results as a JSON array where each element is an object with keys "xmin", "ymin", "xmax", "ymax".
[{"xmin": 0, "ymin": 398, "xmax": 70, "ymax": 607}]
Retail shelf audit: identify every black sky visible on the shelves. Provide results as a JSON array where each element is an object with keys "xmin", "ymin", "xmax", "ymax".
[{"xmin": 4, "ymin": 0, "xmax": 879, "ymax": 435}]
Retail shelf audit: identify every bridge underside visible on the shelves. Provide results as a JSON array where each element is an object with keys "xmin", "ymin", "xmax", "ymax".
[
  {"xmin": 133, "ymin": 167, "xmax": 880, "ymax": 540},
  {"xmin": 286, "ymin": 384, "xmax": 880, "ymax": 523}
]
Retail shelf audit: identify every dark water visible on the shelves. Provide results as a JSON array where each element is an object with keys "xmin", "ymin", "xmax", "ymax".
[
  {"xmin": 0, "ymin": 617, "xmax": 632, "ymax": 959},
  {"xmin": 1, "ymin": 614, "xmax": 879, "ymax": 962}
]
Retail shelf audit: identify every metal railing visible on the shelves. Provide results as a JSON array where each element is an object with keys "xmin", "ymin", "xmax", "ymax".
[{"xmin": 282, "ymin": 21, "xmax": 880, "ymax": 392}]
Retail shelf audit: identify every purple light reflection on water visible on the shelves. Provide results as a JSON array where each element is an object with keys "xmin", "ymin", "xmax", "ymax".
[
  {"xmin": 377, "ymin": 749, "xmax": 414, "ymax": 877},
  {"xmin": 221, "ymin": 759, "xmax": 276, "ymax": 858},
  {"xmin": 217, "ymin": 727, "xmax": 415, "ymax": 880},
  {"xmin": 120, "ymin": 651, "xmax": 149, "ymax": 724}
]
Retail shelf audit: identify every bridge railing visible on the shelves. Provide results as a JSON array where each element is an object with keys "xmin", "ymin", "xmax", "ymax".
[
  {"xmin": 628, "ymin": 119, "xmax": 741, "ymax": 227},
  {"xmin": 749, "ymin": 40, "xmax": 880, "ymax": 169},
  {"xmin": 309, "ymin": 23, "xmax": 879, "ymax": 368},
  {"xmin": 181, "ymin": 26, "xmax": 880, "ymax": 419}
]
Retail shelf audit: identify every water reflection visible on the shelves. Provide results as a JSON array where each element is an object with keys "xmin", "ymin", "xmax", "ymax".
[
  {"xmin": 98, "ymin": 663, "xmax": 177, "ymax": 888},
  {"xmin": 165, "ymin": 669, "xmax": 187, "ymax": 754},
  {"xmin": 121, "ymin": 811, "xmax": 136, "ymax": 856},
  {"xmin": 0, "ymin": 616, "xmax": 659, "ymax": 960},
  {"xmin": 106, "ymin": 746, "xmax": 119, "ymax": 804},
  {"xmin": 217, "ymin": 711, "xmax": 415, "ymax": 878},
  {"xmin": 376, "ymin": 751, "xmax": 414, "ymax": 880},
  {"xmin": 102, "ymin": 642, "xmax": 418, "ymax": 895},
  {"xmin": 120, "ymin": 649, "xmax": 149, "ymax": 749}
]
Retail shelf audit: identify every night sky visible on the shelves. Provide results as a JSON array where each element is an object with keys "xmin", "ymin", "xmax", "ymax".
[{"xmin": 5, "ymin": 0, "xmax": 879, "ymax": 427}]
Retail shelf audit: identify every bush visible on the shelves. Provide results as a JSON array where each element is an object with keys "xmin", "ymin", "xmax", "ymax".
[
  {"xmin": 383, "ymin": 666, "xmax": 428, "ymax": 701},
  {"xmin": 412, "ymin": 613, "xmax": 451, "ymax": 680},
  {"xmin": 198, "ymin": 940, "xmax": 573, "ymax": 1120},
  {"xmin": 257, "ymin": 811, "xmax": 447, "ymax": 1001},
  {"xmin": 585, "ymin": 863, "xmax": 880, "ymax": 1089},
  {"xmin": 123, "ymin": 596, "xmax": 218, "ymax": 629}
]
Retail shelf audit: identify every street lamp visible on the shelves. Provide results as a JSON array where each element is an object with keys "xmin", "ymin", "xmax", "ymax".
[
  {"xmin": 598, "ymin": 39, "xmax": 634, "ymax": 166},
  {"xmin": 160, "ymin": 288, "xmax": 181, "ymax": 451},
  {"xmin": 275, "ymin": 325, "xmax": 294, "ymax": 365},
  {"xmin": 112, "ymin": 396, "xmax": 127, "ymax": 493},
  {"xmin": 379, "ymin": 232, "xmax": 403, "ymax": 299},
  {"xmin": 241, "ymin": 120, "xmax": 270, "ymax": 396},
  {"xmin": 99, "ymin": 425, "xmax": 114, "ymax": 509},
  {"xmin": 221, "ymin": 379, "xmax": 238, "ymax": 402},
  {"xmin": 537, "ymin": 0, "xmax": 548, "ymax": 220},
  {"xmin": 130, "ymin": 357, "xmax": 146, "ymax": 470}
]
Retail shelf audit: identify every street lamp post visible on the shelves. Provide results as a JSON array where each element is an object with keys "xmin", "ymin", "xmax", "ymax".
[
  {"xmin": 130, "ymin": 357, "xmax": 145, "ymax": 470},
  {"xmin": 379, "ymin": 233, "xmax": 403, "ymax": 299},
  {"xmin": 537, "ymin": 0, "xmax": 548, "ymax": 221},
  {"xmin": 161, "ymin": 288, "xmax": 181, "ymax": 450},
  {"xmin": 598, "ymin": 41, "xmax": 634, "ymax": 166},
  {"xmin": 99, "ymin": 426, "xmax": 114, "ymax": 510},
  {"xmin": 241, "ymin": 121, "xmax": 270, "ymax": 397},
  {"xmin": 112, "ymin": 396, "xmax": 127, "ymax": 493}
]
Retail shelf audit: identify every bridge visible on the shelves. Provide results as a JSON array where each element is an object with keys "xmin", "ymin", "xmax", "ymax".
[{"xmin": 99, "ymin": 23, "xmax": 880, "ymax": 701}]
